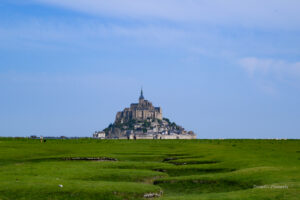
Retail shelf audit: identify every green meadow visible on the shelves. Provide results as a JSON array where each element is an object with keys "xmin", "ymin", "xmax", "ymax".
[{"xmin": 0, "ymin": 138, "xmax": 299, "ymax": 200}]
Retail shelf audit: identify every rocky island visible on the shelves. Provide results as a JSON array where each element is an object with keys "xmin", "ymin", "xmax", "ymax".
[{"xmin": 93, "ymin": 90, "xmax": 196, "ymax": 139}]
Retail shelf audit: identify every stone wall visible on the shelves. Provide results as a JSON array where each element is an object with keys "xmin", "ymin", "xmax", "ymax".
[
  {"xmin": 115, "ymin": 133, "xmax": 196, "ymax": 140},
  {"xmin": 115, "ymin": 98, "xmax": 162, "ymax": 123}
]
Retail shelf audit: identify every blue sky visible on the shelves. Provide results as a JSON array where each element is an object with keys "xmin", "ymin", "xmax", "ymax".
[{"xmin": 1, "ymin": 0, "xmax": 300, "ymax": 138}]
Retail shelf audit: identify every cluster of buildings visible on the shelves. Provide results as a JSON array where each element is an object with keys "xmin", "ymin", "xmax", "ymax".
[{"xmin": 93, "ymin": 89, "xmax": 196, "ymax": 139}]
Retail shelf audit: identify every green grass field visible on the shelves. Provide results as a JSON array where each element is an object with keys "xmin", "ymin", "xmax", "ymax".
[{"xmin": 0, "ymin": 138, "xmax": 299, "ymax": 200}]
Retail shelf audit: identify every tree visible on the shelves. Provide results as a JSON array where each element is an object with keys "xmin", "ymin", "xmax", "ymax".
[{"xmin": 163, "ymin": 118, "xmax": 171, "ymax": 124}]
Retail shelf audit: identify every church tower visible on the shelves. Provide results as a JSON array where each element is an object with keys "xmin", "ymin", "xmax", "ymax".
[{"xmin": 139, "ymin": 88, "xmax": 144, "ymax": 103}]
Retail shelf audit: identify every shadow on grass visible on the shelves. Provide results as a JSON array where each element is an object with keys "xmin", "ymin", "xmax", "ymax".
[
  {"xmin": 154, "ymin": 178, "xmax": 260, "ymax": 195},
  {"xmin": 154, "ymin": 167, "xmax": 236, "ymax": 176},
  {"xmin": 167, "ymin": 160, "xmax": 220, "ymax": 165}
]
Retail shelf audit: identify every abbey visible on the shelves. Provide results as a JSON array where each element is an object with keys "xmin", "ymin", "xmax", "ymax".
[
  {"xmin": 93, "ymin": 89, "xmax": 196, "ymax": 139},
  {"xmin": 115, "ymin": 90, "xmax": 162, "ymax": 123}
]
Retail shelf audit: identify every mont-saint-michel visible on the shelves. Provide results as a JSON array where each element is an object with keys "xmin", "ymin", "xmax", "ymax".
[{"xmin": 93, "ymin": 89, "xmax": 196, "ymax": 139}]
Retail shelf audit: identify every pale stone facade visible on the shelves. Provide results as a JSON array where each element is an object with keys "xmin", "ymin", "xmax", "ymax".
[
  {"xmin": 115, "ymin": 89, "xmax": 162, "ymax": 123},
  {"xmin": 155, "ymin": 133, "xmax": 197, "ymax": 140},
  {"xmin": 93, "ymin": 131, "xmax": 106, "ymax": 139}
]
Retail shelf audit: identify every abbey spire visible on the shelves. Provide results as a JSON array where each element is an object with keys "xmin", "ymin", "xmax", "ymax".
[{"xmin": 139, "ymin": 88, "xmax": 144, "ymax": 100}]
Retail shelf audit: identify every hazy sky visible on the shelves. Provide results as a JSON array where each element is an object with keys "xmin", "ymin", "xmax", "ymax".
[{"xmin": 1, "ymin": 1, "xmax": 300, "ymax": 138}]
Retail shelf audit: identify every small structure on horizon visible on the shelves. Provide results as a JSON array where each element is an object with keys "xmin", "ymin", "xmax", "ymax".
[
  {"xmin": 93, "ymin": 89, "xmax": 196, "ymax": 139},
  {"xmin": 93, "ymin": 131, "xmax": 106, "ymax": 139}
]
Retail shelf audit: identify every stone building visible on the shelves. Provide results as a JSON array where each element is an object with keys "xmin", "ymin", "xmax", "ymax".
[
  {"xmin": 94, "ymin": 89, "xmax": 196, "ymax": 139},
  {"xmin": 115, "ymin": 89, "xmax": 162, "ymax": 123},
  {"xmin": 93, "ymin": 131, "xmax": 105, "ymax": 139}
]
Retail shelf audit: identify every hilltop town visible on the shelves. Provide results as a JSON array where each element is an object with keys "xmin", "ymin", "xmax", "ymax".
[{"xmin": 93, "ymin": 90, "xmax": 196, "ymax": 139}]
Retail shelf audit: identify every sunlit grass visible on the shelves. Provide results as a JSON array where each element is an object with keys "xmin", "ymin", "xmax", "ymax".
[{"xmin": 0, "ymin": 138, "xmax": 299, "ymax": 199}]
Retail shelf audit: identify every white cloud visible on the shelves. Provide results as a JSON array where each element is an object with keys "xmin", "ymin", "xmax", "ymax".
[
  {"xmin": 0, "ymin": 72, "xmax": 138, "ymax": 90},
  {"xmin": 32, "ymin": 0, "xmax": 300, "ymax": 30},
  {"xmin": 239, "ymin": 57, "xmax": 300, "ymax": 78},
  {"xmin": 0, "ymin": 18, "xmax": 191, "ymax": 50},
  {"xmin": 238, "ymin": 57, "xmax": 300, "ymax": 94}
]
